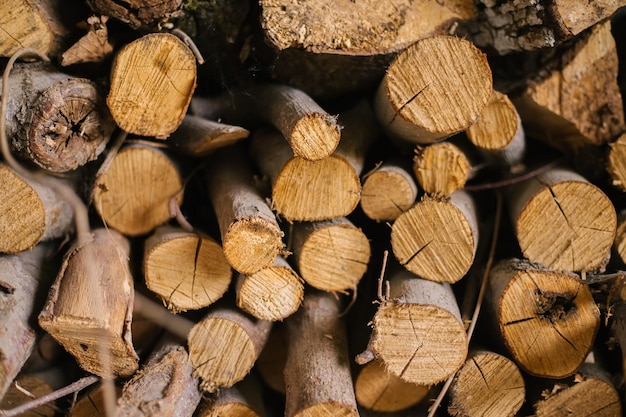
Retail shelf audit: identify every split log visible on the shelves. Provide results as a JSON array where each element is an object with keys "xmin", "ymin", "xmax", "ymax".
[
  {"xmin": 114, "ymin": 339, "xmax": 201, "ymax": 417},
  {"xmin": 374, "ymin": 35, "xmax": 492, "ymax": 145},
  {"xmin": 205, "ymin": 145, "xmax": 284, "ymax": 274},
  {"xmin": 86, "ymin": 0, "xmax": 182, "ymax": 29},
  {"xmin": 59, "ymin": 15, "xmax": 113, "ymax": 66},
  {"xmin": 284, "ymin": 290, "xmax": 358, "ymax": 417},
  {"xmin": 459, "ymin": 0, "xmax": 626, "ymax": 55},
  {"xmin": 357, "ymin": 269, "xmax": 468, "ymax": 385},
  {"xmin": 107, "ymin": 32, "xmax": 197, "ymax": 138},
  {"xmin": 412, "ymin": 141, "xmax": 472, "ymax": 196},
  {"xmin": 488, "ymin": 259, "xmax": 600, "ymax": 379},
  {"xmin": 506, "ymin": 166, "xmax": 616, "ymax": 273},
  {"xmin": 166, "ymin": 115, "xmax": 249, "ymax": 158},
  {"xmin": 289, "ymin": 217, "xmax": 371, "ymax": 293},
  {"xmin": 143, "ymin": 225, "xmax": 232, "ymax": 312},
  {"xmin": 2, "ymin": 62, "xmax": 114, "ymax": 172},
  {"xmin": 236, "ymin": 255, "xmax": 304, "ymax": 321},
  {"xmin": 511, "ymin": 21, "xmax": 625, "ymax": 151},
  {"xmin": 354, "ymin": 358, "xmax": 429, "ymax": 413},
  {"xmin": 255, "ymin": 324, "xmax": 286, "ymax": 394},
  {"xmin": 69, "ymin": 383, "xmax": 122, "ymax": 417},
  {"xmin": 92, "ymin": 143, "xmax": 184, "ymax": 237},
  {"xmin": 38, "ymin": 228, "xmax": 139, "ymax": 378},
  {"xmin": 188, "ymin": 307, "xmax": 272, "ymax": 393},
  {"xmin": 607, "ymin": 132, "xmax": 626, "ymax": 191},
  {"xmin": 391, "ymin": 190, "xmax": 478, "ymax": 283},
  {"xmin": 0, "ymin": 164, "xmax": 74, "ymax": 253},
  {"xmin": 0, "ymin": 243, "xmax": 57, "ymax": 399},
  {"xmin": 195, "ymin": 374, "xmax": 266, "ymax": 417},
  {"xmin": 360, "ymin": 161, "xmax": 418, "ymax": 222},
  {"xmin": 447, "ymin": 350, "xmax": 525, "ymax": 417},
  {"xmin": 0, "ymin": 373, "xmax": 56, "ymax": 417},
  {"xmin": 465, "ymin": 90, "xmax": 526, "ymax": 167}
]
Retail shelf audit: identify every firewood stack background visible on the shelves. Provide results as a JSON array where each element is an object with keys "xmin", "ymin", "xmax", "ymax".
[{"xmin": 2, "ymin": 1, "xmax": 626, "ymax": 416}]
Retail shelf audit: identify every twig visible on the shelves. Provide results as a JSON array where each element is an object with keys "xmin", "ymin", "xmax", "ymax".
[
  {"xmin": 170, "ymin": 28, "xmax": 205, "ymax": 65},
  {"xmin": 464, "ymin": 159, "xmax": 561, "ymax": 191},
  {"xmin": 376, "ymin": 250, "xmax": 389, "ymax": 303},
  {"xmin": 0, "ymin": 375, "xmax": 99, "ymax": 417}
]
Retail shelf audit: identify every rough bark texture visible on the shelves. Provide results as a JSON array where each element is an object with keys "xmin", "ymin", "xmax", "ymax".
[
  {"xmin": 607, "ymin": 132, "xmax": 626, "ymax": 191},
  {"xmin": 86, "ymin": 0, "xmax": 182, "ymax": 29}
]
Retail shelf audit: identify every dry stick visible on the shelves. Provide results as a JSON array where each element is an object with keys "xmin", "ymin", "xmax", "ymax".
[{"xmin": 85, "ymin": 0, "xmax": 182, "ymax": 29}]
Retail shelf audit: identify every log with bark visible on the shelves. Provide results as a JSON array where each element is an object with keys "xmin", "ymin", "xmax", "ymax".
[
  {"xmin": 86, "ymin": 0, "xmax": 182, "ymax": 29},
  {"xmin": 360, "ymin": 160, "xmax": 418, "ymax": 222}
]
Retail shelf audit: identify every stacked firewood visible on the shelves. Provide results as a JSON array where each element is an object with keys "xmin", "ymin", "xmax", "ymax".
[{"xmin": 1, "ymin": 1, "xmax": 626, "ymax": 416}]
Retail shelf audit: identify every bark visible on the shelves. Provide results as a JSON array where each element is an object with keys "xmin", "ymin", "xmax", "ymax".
[
  {"xmin": 360, "ymin": 161, "xmax": 418, "ymax": 222},
  {"xmin": 60, "ymin": 15, "xmax": 114, "ymax": 66}
]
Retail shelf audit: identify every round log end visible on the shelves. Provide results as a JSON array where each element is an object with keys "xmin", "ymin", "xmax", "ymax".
[
  {"xmin": 607, "ymin": 133, "xmax": 626, "ymax": 191},
  {"xmin": 290, "ymin": 112, "xmax": 341, "ymax": 161},
  {"xmin": 223, "ymin": 217, "xmax": 285, "ymax": 275},
  {"xmin": 360, "ymin": 165, "xmax": 417, "ymax": 221},
  {"xmin": 413, "ymin": 142, "xmax": 470, "ymax": 196},
  {"xmin": 295, "ymin": 403, "xmax": 358, "ymax": 417},
  {"xmin": 466, "ymin": 90, "xmax": 520, "ymax": 151}
]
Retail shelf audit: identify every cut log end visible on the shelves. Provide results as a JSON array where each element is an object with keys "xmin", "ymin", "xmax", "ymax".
[
  {"xmin": 360, "ymin": 165, "xmax": 418, "ymax": 221},
  {"xmin": 223, "ymin": 217, "xmax": 285, "ymax": 274},
  {"xmin": 608, "ymin": 133, "xmax": 626, "ymax": 191},
  {"xmin": 413, "ymin": 142, "xmax": 470, "ymax": 196},
  {"xmin": 290, "ymin": 112, "xmax": 341, "ymax": 161},
  {"xmin": 200, "ymin": 403, "xmax": 262, "ymax": 417},
  {"xmin": 466, "ymin": 90, "xmax": 520, "ymax": 151},
  {"xmin": 295, "ymin": 403, "xmax": 358, "ymax": 417}
]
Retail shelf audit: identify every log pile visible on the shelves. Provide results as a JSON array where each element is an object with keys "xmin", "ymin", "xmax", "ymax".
[{"xmin": 1, "ymin": 1, "xmax": 626, "ymax": 417}]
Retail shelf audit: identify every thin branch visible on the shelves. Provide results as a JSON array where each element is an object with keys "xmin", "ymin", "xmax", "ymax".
[{"xmin": 464, "ymin": 159, "xmax": 561, "ymax": 191}]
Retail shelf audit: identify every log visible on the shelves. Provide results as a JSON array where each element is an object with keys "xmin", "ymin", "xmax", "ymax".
[
  {"xmin": 236, "ymin": 255, "xmax": 304, "ymax": 321},
  {"xmin": 86, "ymin": 0, "xmax": 182, "ymax": 29},
  {"xmin": 195, "ymin": 374, "xmax": 266, "ymax": 417},
  {"xmin": 0, "ymin": 164, "xmax": 74, "ymax": 253},
  {"xmin": 360, "ymin": 161, "xmax": 418, "ymax": 222},
  {"xmin": 358, "ymin": 269, "xmax": 468, "ymax": 385},
  {"xmin": 374, "ymin": 35, "xmax": 492, "ymax": 145},
  {"xmin": 0, "ymin": 243, "xmax": 57, "ymax": 399},
  {"xmin": 391, "ymin": 190, "xmax": 478, "ymax": 283},
  {"xmin": 59, "ymin": 15, "xmax": 114, "ymax": 67},
  {"xmin": 0, "ymin": 373, "xmax": 56, "ymax": 417},
  {"xmin": 187, "ymin": 307, "xmax": 272, "ymax": 393},
  {"xmin": 107, "ymin": 32, "xmax": 197, "ymax": 138},
  {"xmin": 613, "ymin": 211, "xmax": 626, "ymax": 265},
  {"xmin": 114, "ymin": 339, "xmax": 201, "ymax": 417},
  {"xmin": 284, "ymin": 290, "xmax": 358, "ymax": 417},
  {"xmin": 412, "ymin": 141, "xmax": 472, "ymax": 196},
  {"xmin": 289, "ymin": 217, "xmax": 371, "ymax": 293},
  {"xmin": 143, "ymin": 225, "xmax": 232, "ymax": 312},
  {"xmin": 511, "ymin": 21, "xmax": 625, "ymax": 151},
  {"xmin": 92, "ymin": 143, "xmax": 184, "ymax": 237},
  {"xmin": 2, "ymin": 61, "xmax": 114, "ymax": 172},
  {"xmin": 507, "ymin": 166, "xmax": 616, "ymax": 273},
  {"xmin": 205, "ymin": 145, "xmax": 284, "ymax": 274},
  {"xmin": 38, "ymin": 228, "xmax": 139, "ymax": 378},
  {"xmin": 255, "ymin": 324, "xmax": 286, "ymax": 394},
  {"xmin": 166, "ymin": 115, "xmax": 249, "ymax": 158},
  {"xmin": 447, "ymin": 350, "xmax": 525, "ymax": 417},
  {"xmin": 607, "ymin": 132, "xmax": 626, "ymax": 191},
  {"xmin": 488, "ymin": 258, "xmax": 600, "ymax": 379},
  {"xmin": 69, "ymin": 383, "xmax": 122, "ymax": 417}
]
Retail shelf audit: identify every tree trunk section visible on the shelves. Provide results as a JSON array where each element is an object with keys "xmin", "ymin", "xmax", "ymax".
[
  {"xmin": 86, "ymin": 0, "xmax": 182, "ymax": 29},
  {"xmin": 360, "ymin": 161, "xmax": 418, "ymax": 222},
  {"xmin": 607, "ymin": 132, "xmax": 626, "ymax": 191},
  {"xmin": 412, "ymin": 141, "xmax": 472, "ymax": 196}
]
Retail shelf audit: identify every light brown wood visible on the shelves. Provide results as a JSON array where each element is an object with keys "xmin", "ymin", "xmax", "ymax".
[
  {"xmin": 69, "ymin": 383, "xmax": 122, "ymax": 417},
  {"xmin": 354, "ymin": 358, "xmax": 429, "ymax": 412},
  {"xmin": 613, "ymin": 211, "xmax": 626, "ymax": 265},
  {"xmin": 284, "ymin": 290, "xmax": 358, "ymax": 417},
  {"xmin": 412, "ymin": 142, "xmax": 471, "ymax": 196},
  {"xmin": 361, "ymin": 269, "xmax": 468, "ymax": 385},
  {"xmin": 360, "ymin": 161, "xmax": 418, "ymax": 222},
  {"xmin": 60, "ymin": 15, "xmax": 113, "ymax": 66},
  {"xmin": 206, "ymin": 145, "xmax": 284, "ymax": 274},
  {"xmin": 38, "ymin": 228, "xmax": 139, "ymax": 378},
  {"xmin": 0, "ymin": 164, "xmax": 74, "ymax": 253},
  {"xmin": 447, "ymin": 350, "xmax": 525, "ymax": 417},
  {"xmin": 92, "ymin": 143, "xmax": 184, "ymax": 237},
  {"xmin": 260, "ymin": 0, "xmax": 475, "ymax": 54},
  {"xmin": 290, "ymin": 217, "xmax": 371, "ymax": 293},
  {"xmin": 0, "ymin": 243, "xmax": 57, "ymax": 399},
  {"xmin": 2, "ymin": 62, "xmax": 114, "ymax": 172},
  {"xmin": 488, "ymin": 259, "xmax": 600, "ymax": 378},
  {"xmin": 374, "ymin": 35, "xmax": 492, "ymax": 145},
  {"xmin": 391, "ymin": 190, "xmax": 478, "ymax": 283},
  {"xmin": 143, "ymin": 225, "xmax": 232, "ymax": 312},
  {"xmin": 86, "ymin": 0, "xmax": 182, "ymax": 29},
  {"xmin": 608, "ymin": 133, "xmax": 626, "ymax": 191},
  {"xmin": 188, "ymin": 307, "xmax": 271, "ymax": 393},
  {"xmin": 507, "ymin": 167, "xmax": 616, "ymax": 272},
  {"xmin": 512, "ymin": 21, "xmax": 625, "ymax": 151},
  {"xmin": 466, "ymin": 90, "xmax": 526, "ymax": 167},
  {"xmin": 195, "ymin": 374, "xmax": 266, "ymax": 417},
  {"xmin": 166, "ymin": 115, "xmax": 249, "ymax": 157},
  {"xmin": 0, "ymin": 373, "xmax": 55, "ymax": 417},
  {"xmin": 107, "ymin": 32, "xmax": 196, "ymax": 138},
  {"xmin": 236, "ymin": 255, "xmax": 304, "ymax": 321}
]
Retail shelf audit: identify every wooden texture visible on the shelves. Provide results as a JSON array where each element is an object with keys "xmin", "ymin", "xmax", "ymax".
[
  {"xmin": 0, "ymin": 373, "xmax": 55, "ymax": 417},
  {"xmin": 0, "ymin": 164, "xmax": 74, "ymax": 253},
  {"xmin": 374, "ymin": 35, "xmax": 492, "ymax": 144},
  {"xmin": 166, "ymin": 115, "xmax": 249, "ymax": 157},
  {"xmin": 255, "ymin": 324, "xmax": 287, "ymax": 394},
  {"xmin": 236, "ymin": 255, "xmax": 304, "ymax": 321},
  {"xmin": 360, "ymin": 162, "xmax": 418, "ymax": 222},
  {"xmin": 143, "ymin": 225, "xmax": 232, "ymax": 312},
  {"xmin": 0, "ymin": 244, "xmax": 56, "ymax": 399},
  {"xmin": 195, "ymin": 374, "xmax": 266, "ymax": 417},
  {"xmin": 290, "ymin": 217, "xmax": 371, "ymax": 293},
  {"xmin": 608, "ymin": 132, "xmax": 626, "ymax": 191},
  {"xmin": 2, "ymin": 62, "xmax": 114, "ymax": 172},
  {"xmin": 512, "ymin": 21, "xmax": 625, "ymax": 151},
  {"xmin": 447, "ymin": 350, "xmax": 525, "ymax": 417},
  {"xmin": 206, "ymin": 146, "xmax": 284, "ymax": 274},
  {"xmin": 38, "ymin": 228, "xmax": 139, "ymax": 378},
  {"xmin": 69, "ymin": 383, "xmax": 122, "ymax": 417},
  {"xmin": 413, "ymin": 141, "xmax": 471, "ymax": 196},
  {"xmin": 488, "ymin": 259, "xmax": 600, "ymax": 378},
  {"xmin": 284, "ymin": 290, "xmax": 358, "ymax": 417},
  {"xmin": 188, "ymin": 307, "xmax": 271, "ymax": 393},
  {"xmin": 92, "ymin": 144, "xmax": 184, "ymax": 237},
  {"xmin": 60, "ymin": 15, "xmax": 113, "ymax": 66},
  {"xmin": 391, "ymin": 190, "xmax": 478, "ymax": 283},
  {"xmin": 107, "ymin": 33, "xmax": 196, "ymax": 138},
  {"xmin": 507, "ymin": 167, "xmax": 616, "ymax": 272},
  {"xmin": 86, "ymin": 0, "xmax": 182, "ymax": 29}
]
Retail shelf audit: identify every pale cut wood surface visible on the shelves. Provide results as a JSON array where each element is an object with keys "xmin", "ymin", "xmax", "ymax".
[
  {"xmin": 360, "ymin": 162, "xmax": 418, "ymax": 222},
  {"xmin": 413, "ymin": 142, "xmax": 471, "ymax": 196},
  {"xmin": 195, "ymin": 375, "xmax": 266, "ymax": 417},
  {"xmin": 166, "ymin": 115, "xmax": 249, "ymax": 157},
  {"xmin": 608, "ymin": 133, "xmax": 626, "ymax": 191},
  {"xmin": 489, "ymin": 259, "xmax": 600, "ymax": 378},
  {"xmin": 143, "ymin": 225, "xmax": 232, "ymax": 312},
  {"xmin": 0, "ymin": 373, "xmax": 55, "ymax": 417},
  {"xmin": 375, "ymin": 35, "xmax": 492, "ymax": 144},
  {"xmin": 107, "ymin": 32, "xmax": 196, "ymax": 138}
]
